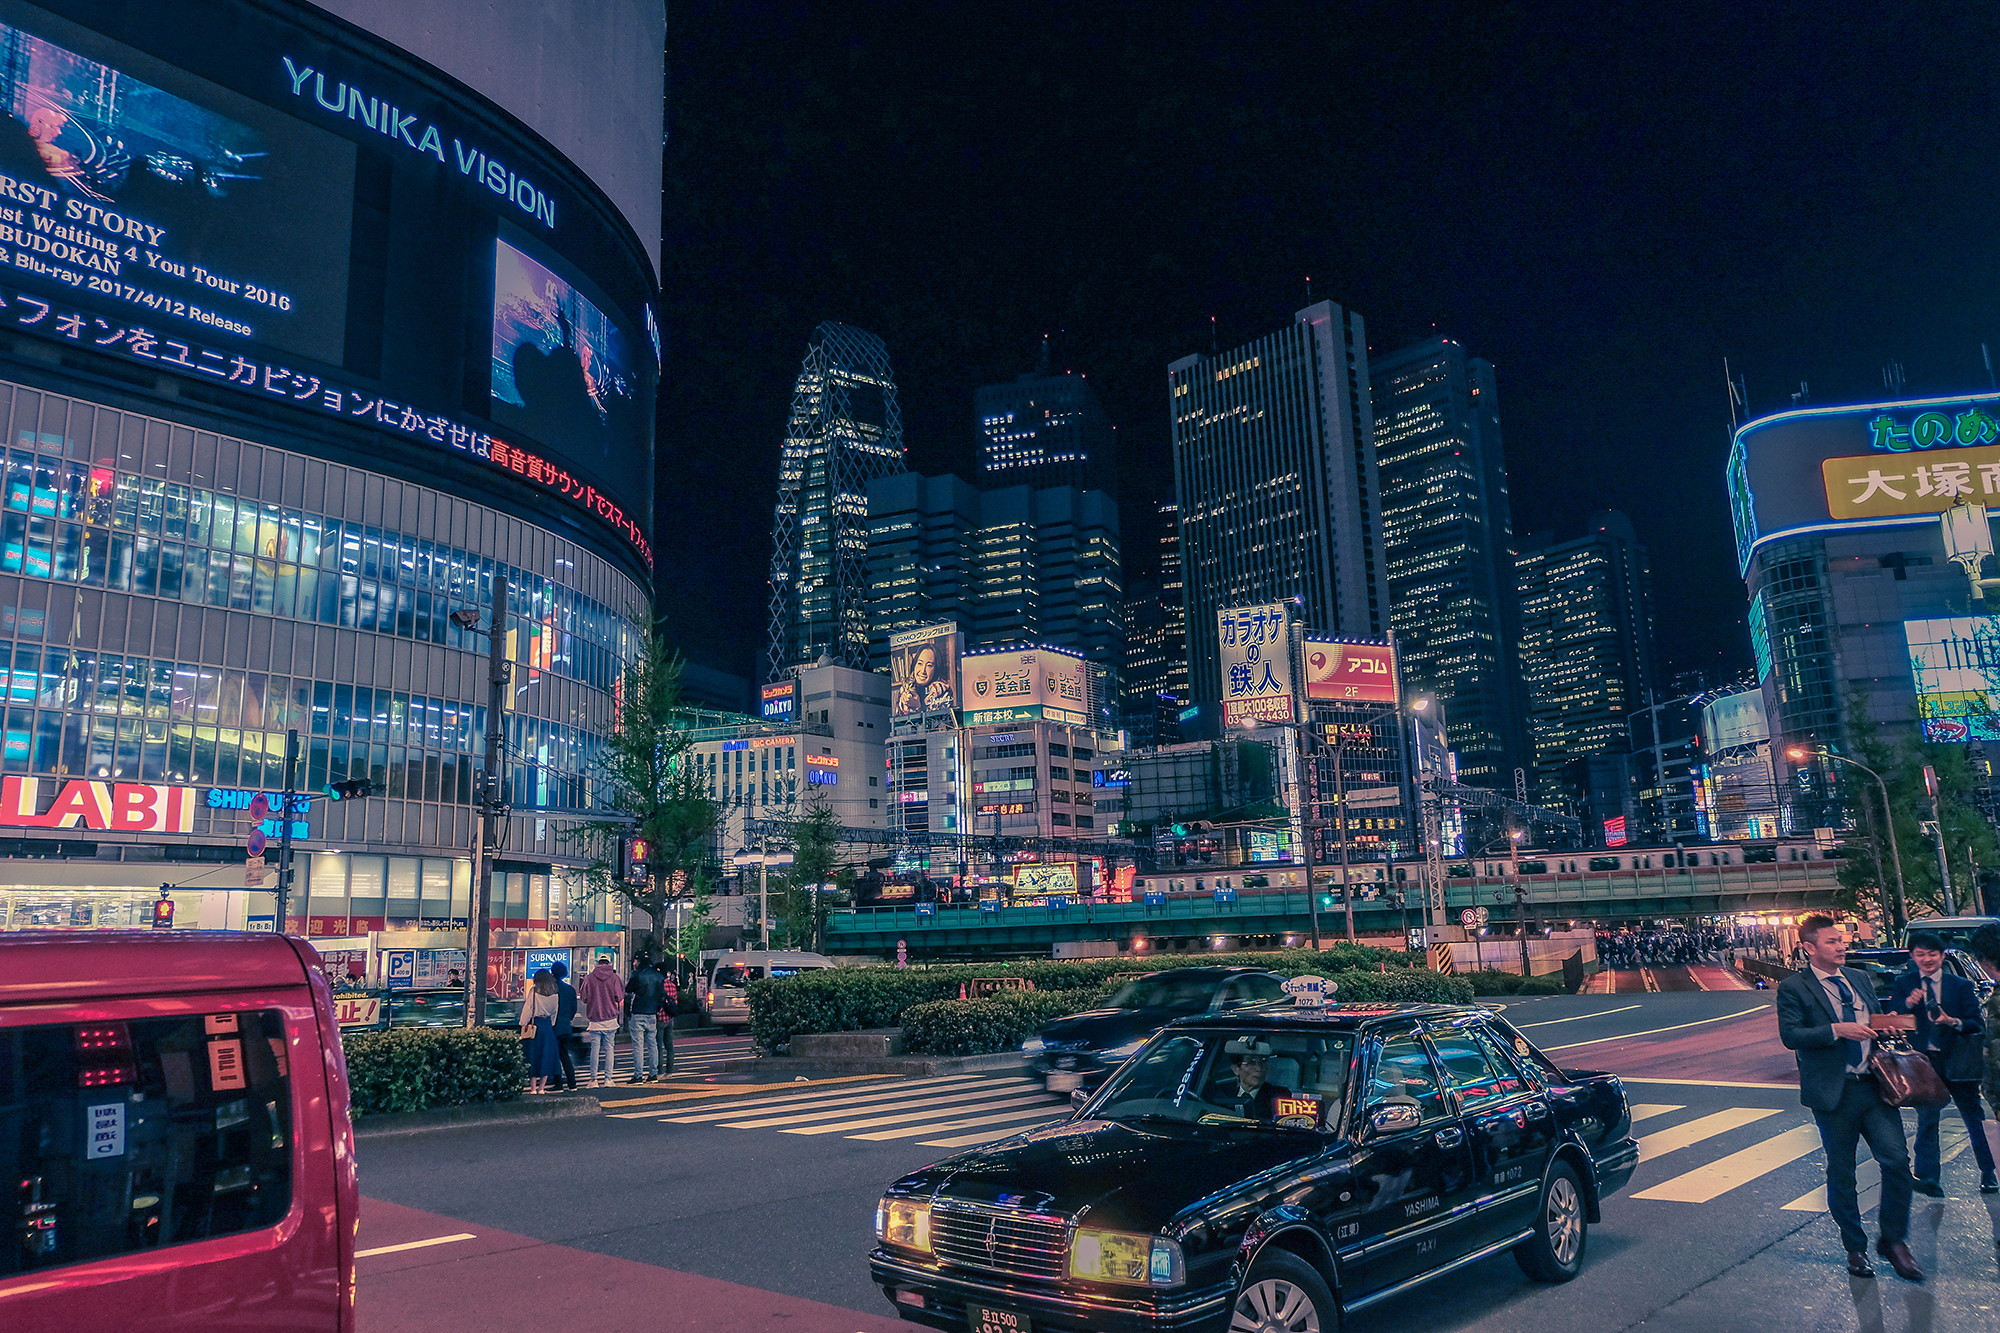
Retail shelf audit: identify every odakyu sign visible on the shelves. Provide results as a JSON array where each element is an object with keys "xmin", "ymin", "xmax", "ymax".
[
  {"xmin": 0, "ymin": 777, "xmax": 198, "ymax": 831},
  {"xmin": 1728, "ymin": 391, "xmax": 2000, "ymax": 573}
]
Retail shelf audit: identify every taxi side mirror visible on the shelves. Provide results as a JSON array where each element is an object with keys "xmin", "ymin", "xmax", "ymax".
[{"xmin": 1367, "ymin": 1102, "xmax": 1421, "ymax": 1136}]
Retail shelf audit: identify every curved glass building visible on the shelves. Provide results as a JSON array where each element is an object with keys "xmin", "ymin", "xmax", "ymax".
[{"xmin": 0, "ymin": 0, "xmax": 662, "ymax": 991}]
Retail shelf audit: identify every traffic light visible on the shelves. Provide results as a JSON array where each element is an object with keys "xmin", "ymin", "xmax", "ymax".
[
  {"xmin": 1171, "ymin": 824, "xmax": 1189, "ymax": 836},
  {"xmin": 323, "ymin": 778, "xmax": 378, "ymax": 801}
]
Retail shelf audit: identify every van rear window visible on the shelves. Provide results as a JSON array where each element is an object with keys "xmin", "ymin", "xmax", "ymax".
[
  {"xmin": 1, "ymin": 1011, "xmax": 294, "ymax": 1277},
  {"xmin": 712, "ymin": 966, "xmax": 760, "ymax": 987}
]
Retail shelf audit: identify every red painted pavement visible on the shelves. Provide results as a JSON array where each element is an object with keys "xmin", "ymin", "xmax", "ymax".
[
  {"xmin": 358, "ymin": 1197, "xmax": 905, "ymax": 1333},
  {"xmin": 1557, "ymin": 1004, "xmax": 1795, "ymax": 1084},
  {"xmin": 1686, "ymin": 964, "xmax": 1754, "ymax": 991}
]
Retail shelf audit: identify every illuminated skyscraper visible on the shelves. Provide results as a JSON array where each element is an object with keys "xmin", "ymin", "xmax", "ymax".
[
  {"xmin": 1122, "ymin": 501, "xmax": 1189, "ymax": 746},
  {"xmin": 1516, "ymin": 510, "xmax": 1658, "ymax": 800},
  {"xmin": 766, "ymin": 322, "xmax": 906, "ymax": 679},
  {"xmin": 1371, "ymin": 336, "xmax": 1528, "ymax": 786},
  {"xmin": 864, "ymin": 472, "xmax": 1121, "ymax": 680},
  {"xmin": 975, "ymin": 365, "xmax": 1117, "ymax": 493},
  {"xmin": 1170, "ymin": 300, "xmax": 1386, "ymax": 704}
]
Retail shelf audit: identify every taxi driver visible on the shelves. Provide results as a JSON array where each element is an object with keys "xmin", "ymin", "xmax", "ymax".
[{"xmin": 1219, "ymin": 1038, "xmax": 1293, "ymax": 1121}]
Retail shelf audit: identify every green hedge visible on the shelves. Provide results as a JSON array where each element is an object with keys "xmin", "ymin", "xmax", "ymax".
[
  {"xmin": 746, "ymin": 947, "xmax": 1416, "ymax": 1047},
  {"xmin": 341, "ymin": 1027, "xmax": 527, "ymax": 1116},
  {"xmin": 898, "ymin": 967, "xmax": 1474, "ymax": 1056}
]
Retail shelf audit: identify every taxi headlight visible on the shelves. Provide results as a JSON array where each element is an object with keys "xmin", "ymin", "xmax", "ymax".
[
  {"xmin": 1021, "ymin": 1036, "xmax": 1045, "ymax": 1055},
  {"xmin": 874, "ymin": 1197, "xmax": 931, "ymax": 1253},
  {"xmin": 1068, "ymin": 1228, "xmax": 1184, "ymax": 1286}
]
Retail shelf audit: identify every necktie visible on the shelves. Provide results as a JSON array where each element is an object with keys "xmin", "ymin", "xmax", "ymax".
[
  {"xmin": 1831, "ymin": 974, "xmax": 1863, "ymax": 1071},
  {"xmin": 1925, "ymin": 977, "xmax": 1939, "ymax": 1050}
]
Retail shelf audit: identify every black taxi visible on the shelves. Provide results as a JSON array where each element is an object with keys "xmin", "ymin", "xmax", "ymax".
[{"xmin": 871, "ymin": 1002, "xmax": 1638, "ymax": 1333}]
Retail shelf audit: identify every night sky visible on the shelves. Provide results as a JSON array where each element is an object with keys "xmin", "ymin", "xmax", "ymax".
[{"xmin": 659, "ymin": 2, "xmax": 2000, "ymax": 692}]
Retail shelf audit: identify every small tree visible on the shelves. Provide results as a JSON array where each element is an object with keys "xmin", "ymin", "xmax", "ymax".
[
  {"xmin": 566, "ymin": 623, "xmax": 721, "ymax": 964},
  {"xmin": 772, "ymin": 790, "xmax": 845, "ymax": 952}
]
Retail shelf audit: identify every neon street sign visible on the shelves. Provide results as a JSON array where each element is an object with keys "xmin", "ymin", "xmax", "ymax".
[{"xmin": 1869, "ymin": 406, "xmax": 2000, "ymax": 453}]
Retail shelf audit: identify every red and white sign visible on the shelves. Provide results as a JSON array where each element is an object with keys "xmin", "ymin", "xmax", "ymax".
[
  {"xmin": 0, "ymin": 777, "xmax": 198, "ymax": 832},
  {"xmin": 1304, "ymin": 639, "xmax": 1398, "ymax": 703},
  {"xmin": 1603, "ymin": 816, "xmax": 1627, "ymax": 847}
]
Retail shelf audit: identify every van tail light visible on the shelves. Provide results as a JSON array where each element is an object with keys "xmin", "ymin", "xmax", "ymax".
[{"xmin": 74, "ymin": 1022, "xmax": 137, "ymax": 1088}]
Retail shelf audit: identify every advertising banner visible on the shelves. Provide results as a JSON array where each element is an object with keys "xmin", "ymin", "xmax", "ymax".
[
  {"xmin": 1701, "ymin": 689, "xmax": 1770, "ymax": 752},
  {"xmin": 1905, "ymin": 615, "xmax": 2000, "ymax": 741},
  {"xmin": 0, "ymin": 3, "xmax": 356, "ymax": 363},
  {"xmin": 760, "ymin": 679, "xmax": 797, "ymax": 720},
  {"xmin": 1217, "ymin": 603, "xmax": 1295, "ymax": 727},
  {"xmin": 1729, "ymin": 393, "xmax": 2000, "ymax": 572},
  {"xmin": 890, "ymin": 622, "xmax": 961, "ymax": 733},
  {"xmin": 1304, "ymin": 638, "xmax": 1397, "ymax": 703},
  {"xmin": 0, "ymin": 776, "xmax": 197, "ymax": 831},
  {"xmin": 962, "ymin": 646, "xmax": 1087, "ymax": 726},
  {"xmin": 1010, "ymin": 862, "xmax": 1078, "ymax": 905},
  {"xmin": 1603, "ymin": 816, "xmax": 1627, "ymax": 847}
]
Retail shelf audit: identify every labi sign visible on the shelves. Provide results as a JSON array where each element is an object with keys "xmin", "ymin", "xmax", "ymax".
[{"xmin": 0, "ymin": 777, "xmax": 198, "ymax": 832}]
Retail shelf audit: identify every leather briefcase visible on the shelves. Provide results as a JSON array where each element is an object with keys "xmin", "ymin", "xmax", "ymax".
[{"xmin": 1870, "ymin": 1034, "xmax": 1951, "ymax": 1108}]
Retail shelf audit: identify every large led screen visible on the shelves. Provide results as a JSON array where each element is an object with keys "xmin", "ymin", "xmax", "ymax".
[
  {"xmin": 1904, "ymin": 616, "xmax": 2000, "ymax": 741},
  {"xmin": 491, "ymin": 235, "xmax": 643, "ymax": 478},
  {"xmin": 0, "ymin": 3, "xmax": 354, "ymax": 364}
]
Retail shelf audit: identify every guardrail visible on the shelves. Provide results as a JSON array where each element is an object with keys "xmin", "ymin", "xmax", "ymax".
[{"xmin": 826, "ymin": 861, "xmax": 1841, "ymax": 948}]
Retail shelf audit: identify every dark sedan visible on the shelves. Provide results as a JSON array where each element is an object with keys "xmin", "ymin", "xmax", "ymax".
[
  {"xmin": 873, "ymin": 1002, "xmax": 1637, "ymax": 1333},
  {"xmin": 1024, "ymin": 967, "xmax": 1289, "ymax": 1095}
]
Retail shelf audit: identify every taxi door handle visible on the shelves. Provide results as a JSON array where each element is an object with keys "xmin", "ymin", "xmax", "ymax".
[{"xmin": 1434, "ymin": 1127, "xmax": 1464, "ymax": 1149}]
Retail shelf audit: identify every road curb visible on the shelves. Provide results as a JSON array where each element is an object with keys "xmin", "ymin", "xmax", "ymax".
[
  {"xmin": 711, "ymin": 1051, "xmax": 1028, "ymax": 1077},
  {"xmin": 352, "ymin": 1094, "xmax": 605, "ymax": 1139}
]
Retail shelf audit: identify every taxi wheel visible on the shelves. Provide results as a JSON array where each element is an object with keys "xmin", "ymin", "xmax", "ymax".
[
  {"xmin": 1514, "ymin": 1160, "xmax": 1587, "ymax": 1282},
  {"xmin": 1229, "ymin": 1250, "xmax": 1335, "ymax": 1333}
]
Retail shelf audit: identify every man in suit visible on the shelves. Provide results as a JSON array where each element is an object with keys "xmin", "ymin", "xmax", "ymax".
[
  {"xmin": 1888, "ymin": 931, "xmax": 1997, "ymax": 1194},
  {"xmin": 1777, "ymin": 913, "xmax": 1921, "ymax": 1280}
]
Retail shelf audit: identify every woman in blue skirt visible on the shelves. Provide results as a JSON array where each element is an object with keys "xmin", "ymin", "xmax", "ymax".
[{"xmin": 520, "ymin": 970, "xmax": 564, "ymax": 1093}]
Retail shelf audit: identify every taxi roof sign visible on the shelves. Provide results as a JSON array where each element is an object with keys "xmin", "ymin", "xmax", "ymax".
[{"xmin": 1282, "ymin": 974, "xmax": 1336, "ymax": 1008}]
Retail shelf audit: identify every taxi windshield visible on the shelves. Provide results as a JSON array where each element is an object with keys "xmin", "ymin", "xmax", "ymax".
[{"xmin": 1086, "ymin": 1030, "xmax": 1355, "ymax": 1130}]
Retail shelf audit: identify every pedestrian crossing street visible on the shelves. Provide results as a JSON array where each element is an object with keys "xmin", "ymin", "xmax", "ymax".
[
  {"xmin": 617, "ymin": 1075, "xmax": 1988, "ymax": 1216},
  {"xmin": 595, "ymin": 1034, "xmax": 755, "ymax": 1082},
  {"xmin": 1625, "ymin": 1100, "xmax": 1976, "ymax": 1212},
  {"xmin": 610, "ymin": 1072, "xmax": 1074, "ymax": 1149}
]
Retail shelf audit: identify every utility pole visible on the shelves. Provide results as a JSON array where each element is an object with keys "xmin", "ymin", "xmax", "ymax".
[
  {"xmin": 466, "ymin": 574, "xmax": 509, "ymax": 1027},
  {"xmin": 1333, "ymin": 733, "xmax": 1355, "ymax": 944},
  {"xmin": 276, "ymin": 729, "xmax": 299, "ymax": 931}
]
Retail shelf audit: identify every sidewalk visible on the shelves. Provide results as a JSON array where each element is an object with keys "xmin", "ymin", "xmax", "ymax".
[{"xmin": 1623, "ymin": 1186, "xmax": 1999, "ymax": 1331}]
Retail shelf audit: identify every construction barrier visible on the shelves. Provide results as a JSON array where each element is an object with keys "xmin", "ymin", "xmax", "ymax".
[{"xmin": 1430, "ymin": 942, "xmax": 1454, "ymax": 975}]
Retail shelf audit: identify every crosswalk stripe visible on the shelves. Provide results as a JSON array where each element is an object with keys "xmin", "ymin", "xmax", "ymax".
[
  {"xmin": 780, "ymin": 1094, "xmax": 1059, "ymax": 1137},
  {"xmin": 1634, "ymin": 1108, "xmax": 1781, "ymax": 1161},
  {"xmin": 857, "ymin": 1103, "xmax": 1069, "ymax": 1143},
  {"xmin": 726, "ymin": 1084, "xmax": 1041, "ymax": 1131},
  {"xmin": 920, "ymin": 1124, "xmax": 1047, "ymax": 1150},
  {"xmin": 1781, "ymin": 1126, "xmax": 1971, "ymax": 1212},
  {"xmin": 1632, "ymin": 1124, "xmax": 1821, "ymax": 1202},
  {"xmin": 662, "ymin": 1076, "xmax": 992, "ymax": 1123},
  {"xmin": 1628, "ymin": 1104, "xmax": 1685, "ymax": 1123}
]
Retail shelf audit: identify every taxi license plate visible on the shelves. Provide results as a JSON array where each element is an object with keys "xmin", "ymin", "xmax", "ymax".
[
  {"xmin": 968, "ymin": 1303, "xmax": 1032, "ymax": 1333},
  {"xmin": 1045, "ymin": 1071, "xmax": 1082, "ymax": 1092}
]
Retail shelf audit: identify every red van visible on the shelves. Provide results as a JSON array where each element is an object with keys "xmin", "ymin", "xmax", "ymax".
[{"xmin": 0, "ymin": 931, "xmax": 358, "ymax": 1332}]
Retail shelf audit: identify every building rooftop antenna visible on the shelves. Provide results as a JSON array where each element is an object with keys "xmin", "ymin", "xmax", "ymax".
[
  {"xmin": 1983, "ymin": 343, "xmax": 1995, "ymax": 391},
  {"xmin": 1723, "ymin": 357, "xmax": 1745, "ymax": 432},
  {"xmin": 1037, "ymin": 333, "xmax": 1049, "ymax": 377},
  {"xmin": 1210, "ymin": 316, "xmax": 1218, "ymax": 355}
]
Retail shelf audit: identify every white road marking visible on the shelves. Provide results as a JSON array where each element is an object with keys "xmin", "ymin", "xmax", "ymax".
[
  {"xmin": 1634, "ymin": 1107, "xmax": 1781, "ymax": 1161},
  {"xmin": 661, "ymin": 1075, "xmax": 991, "ymax": 1122},
  {"xmin": 355, "ymin": 1233, "xmax": 478, "ymax": 1258},
  {"xmin": 1515, "ymin": 1004, "xmax": 1641, "ymax": 1028},
  {"xmin": 775, "ymin": 1093, "xmax": 1058, "ymax": 1136},
  {"xmin": 1632, "ymin": 1123, "xmax": 1821, "ymax": 1202},
  {"xmin": 1627, "ymin": 1103, "xmax": 1686, "ymax": 1123},
  {"xmin": 722, "ymin": 1083, "xmax": 1045, "ymax": 1130},
  {"xmin": 837, "ymin": 1103, "xmax": 1069, "ymax": 1142},
  {"xmin": 1543, "ymin": 1005, "xmax": 1770, "ymax": 1050}
]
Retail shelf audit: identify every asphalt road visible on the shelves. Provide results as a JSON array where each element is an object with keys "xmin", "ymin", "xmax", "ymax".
[{"xmin": 354, "ymin": 994, "xmax": 2000, "ymax": 1333}]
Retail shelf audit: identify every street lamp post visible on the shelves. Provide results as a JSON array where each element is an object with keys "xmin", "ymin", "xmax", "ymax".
[
  {"xmin": 1791, "ymin": 746, "xmax": 1908, "ymax": 936},
  {"xmin": 450, "ymin": 580, "xmax": 509, "ymax": 1028},
  {"xmin": 1921, "ymin": 765, "xmax": 1957, "ymax": 916}
]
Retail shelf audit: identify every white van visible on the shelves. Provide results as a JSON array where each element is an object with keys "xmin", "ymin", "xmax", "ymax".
[{"xmin": 702, "ymin": 949, "xmax": 835, "ymax": 1031}]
